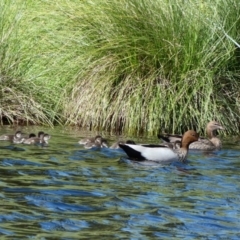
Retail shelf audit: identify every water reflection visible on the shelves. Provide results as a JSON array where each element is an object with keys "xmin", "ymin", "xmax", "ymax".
[{"xmin": 0, "ymin": 126, "xmax": 239, "ymax": 239}]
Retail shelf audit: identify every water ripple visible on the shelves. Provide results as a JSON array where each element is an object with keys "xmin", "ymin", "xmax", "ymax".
[
  {"xmin": 40, "ymin": 219, "xmax": 89, "ymax": 231},
  {"xmin": 0, "ymin": 127, "xmax": 239, "ymax": 239}
]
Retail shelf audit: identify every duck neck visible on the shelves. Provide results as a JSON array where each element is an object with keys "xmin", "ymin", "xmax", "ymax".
[
  {"xmin": 206, "ymin": 128, "xmax": 213, "ymax": 139},
  {"xmin": 180, "ymin": 140, "xmax": 191, "ymax": 149},
  {"xmin": 207, "ymin": 128, "xmax": 218, "ymax": 139},
  {"xmin": 176, "ymin": 147, "xmax": 188, "ymax": 162}
]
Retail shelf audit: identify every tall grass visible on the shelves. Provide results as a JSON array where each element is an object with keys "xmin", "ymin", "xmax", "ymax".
[
  {"xmin": 0, "ymin": 0, "xmax": 240, "ymax": 134},
  {"xmin": 0, "ymin": 0, "xmax": 55, "ymax": 125},
  {"xmin": 62, "ymin": 0, "xmax": 240, "ymax": 134}
]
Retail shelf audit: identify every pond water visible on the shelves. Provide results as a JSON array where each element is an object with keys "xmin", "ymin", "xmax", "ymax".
[{"xmin": 0, "ymin": 126, "xmax": 239, "ymax": 239}]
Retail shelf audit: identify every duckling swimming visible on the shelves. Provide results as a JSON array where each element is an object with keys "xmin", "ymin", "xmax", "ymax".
[
  {"xmin": 0, "ymin": 131, "xmax": 23, "ymax": 143},
  {"xmin": 82, "ymin": 135, "xmax": 108, "ymax": 149},
  {"xmin": 22, "ymin": 131, "xmax": 50, "ymax": 145}
]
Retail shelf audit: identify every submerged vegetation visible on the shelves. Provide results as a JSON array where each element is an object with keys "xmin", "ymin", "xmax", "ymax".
[{"xmin": 0, "ymin": 0, "xmax": 240, "ymax": 135}]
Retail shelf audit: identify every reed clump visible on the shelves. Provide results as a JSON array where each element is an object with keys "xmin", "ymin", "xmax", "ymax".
[
  {"xmin": 0, "ymin": 0, "xmax": 240, "ymax": 134},
  {"xmin": 63, "ymin": 0, "xmax": 240, "ymax": 134},
  {"xmin": 0, "ymin": 0, "xmax": 59, "ymax": 125}
]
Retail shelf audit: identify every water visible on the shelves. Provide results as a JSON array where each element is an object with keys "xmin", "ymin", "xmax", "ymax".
[{"xmin": 0, "ymin": 126, "xmax": 239, "ymax": 239}]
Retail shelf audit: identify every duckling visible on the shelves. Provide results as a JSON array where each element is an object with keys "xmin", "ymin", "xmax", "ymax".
[
  {"xmin": 0, "ymin": 131, "xmax": 23, "ymax": 143},
  {"xmin": 22, "ymin": 133, "xmax": 37, "ymax": 144},
  {"xmin": 36, "ymin": 131, "xmax": 45, "ymax": 139},
  {"xmin": 22, "ymin": 131, "xmax": 50, "ymax": 145},
  {"xmin": 84, "ymin": 135, "xmax": 108, "ymax": 149},
  {"xmin": 15, "ymin": 133, "xmax": 37, "ymax": 144},
  {"xmin": 42, "ymin": 134, "xmax": 51, "ymax": 145},
  {"xmin": 78, "ymin": 136, "xmax": 95, "ymax": 145}
]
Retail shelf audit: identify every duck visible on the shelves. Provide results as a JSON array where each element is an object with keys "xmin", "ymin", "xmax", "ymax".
[
  {"xmin": 110, "ymin": 140, "xmax": 136, "ymax": 149},
  {"xmin": 13, "ymin": 132, "xmax": 38, "ymax": 144},
  {"xmin": 78, "ymin": 137, "xmax": 93, "ymax": 145},
  {"xmin": 22, "ymin": 134, "xmax": 37, "ymax": 144},
  {"xmin": 22, "ymin": 131, "xmax": 42, "ymax": 144},
  {"xmin": 158, "ymin": 121, "xmax": 224, "ymax": 150},
  {"xmin": 78, "ymin": 135, "xmax": 104, "ymax": 145},
  {"xmin": 0, "ymin": 131, "xmax": 23, "ymax": 142},
  {"xmin": 82, "ymin": 135, "xmax": 108, "ymax": 149},
  {"xmin": 41, "ymin": 134, "xmax": 51, "ymax": 145},
  {"xmin": 22, "ymin": 131, "xmax": 50, "ymax": 145},
  {"xmin": 78, "ymin": 135, "xmax": 107, "ymax": 145},
  {"xmin": 119, "ymin": 130, "xmax": 199, "ymax": 163}
]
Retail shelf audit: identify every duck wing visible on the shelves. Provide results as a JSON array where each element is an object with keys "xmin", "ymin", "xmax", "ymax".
[
  {"xmin": 189, "ymin": 139, "xmax": 215, "ymax": 150},
  {"xmin": 157, "ymin": 133, "xmax": 182, "ymax": 143}
]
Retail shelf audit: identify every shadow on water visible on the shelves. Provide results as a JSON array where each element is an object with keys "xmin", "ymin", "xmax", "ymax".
[{"xmin": 0, "ymin": 126, "xmax": 239, "ymax": 239}]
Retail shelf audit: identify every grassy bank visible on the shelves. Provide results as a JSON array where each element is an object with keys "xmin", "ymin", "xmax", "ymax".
[{"xmin": 0, "ymin": 0, "xmax": 240, "ymax": 135}]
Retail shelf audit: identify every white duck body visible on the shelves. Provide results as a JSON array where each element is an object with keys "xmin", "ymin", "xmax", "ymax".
[
  {"xmin": 119, "ymin": 130, "xmax": 199, "ymax": 163},
  {"xmin": 121, "ymin": 144, "xmax": 184, "ymax": 163}
]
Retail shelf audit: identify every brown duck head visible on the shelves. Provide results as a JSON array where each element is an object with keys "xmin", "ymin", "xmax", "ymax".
[
  {"xmin": 181, "ymin": 130, "xmax": 199, "ymax": 149},
  {"xmin": 206, "ymin": 121, "xmax": 224, "ymax": 138}
]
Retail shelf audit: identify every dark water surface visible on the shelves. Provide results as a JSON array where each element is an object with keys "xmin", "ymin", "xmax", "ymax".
[{"xmin": 0, "ymin": 126, "xmax": 239, "ymax": 239}]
